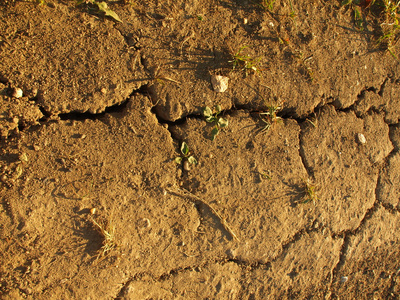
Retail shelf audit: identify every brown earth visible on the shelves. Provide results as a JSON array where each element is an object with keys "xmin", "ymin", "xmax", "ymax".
[{"xmin": 1, "ymin": 0, "xmax": 400, "ymax": 299}]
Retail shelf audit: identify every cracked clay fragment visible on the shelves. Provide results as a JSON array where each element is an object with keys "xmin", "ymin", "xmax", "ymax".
[{"xmin": 211, "ymin": 75, "xmax": 229, "ymax": 92}]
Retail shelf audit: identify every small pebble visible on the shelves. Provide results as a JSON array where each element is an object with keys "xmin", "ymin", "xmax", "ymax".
[
  {"xmin": 12, "ymin": 87, "xmax": 23, "ymax": 98},
  {"xmin": 138, "ymin": 218, "xmax": 151, "ymax": 228},
  {"xmin": 183, "ymin": 160, "xmax": 191, "ymax": 171},
  {"xmin": 101, "ymin": 88, "xmax": 107, "ymax": 94},
  {"xmin": 357, "ymin": 133, "xmax": 366, "ymax": 144},
  {"xmin": 211, "ymin": 75, "xmax": 229, "ymax": 93},
  {"xmin": 1, "ymin": 174, "xmax": 7, "ymax": 182},
  {"xmin": 340, "ymin": 276, "xmax": 348, "ymax": 283},
  {"xmin": 90, "ymin": 208, "xmax": 96, "ymax": 215}
]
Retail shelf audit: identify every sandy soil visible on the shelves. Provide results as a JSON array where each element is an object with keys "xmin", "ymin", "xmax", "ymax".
[{"xmin": 1, "ymin": 0, "xmax": 400, "ymax": 299}]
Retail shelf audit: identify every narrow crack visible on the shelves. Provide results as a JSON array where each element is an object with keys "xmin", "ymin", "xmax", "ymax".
[
  {"xmin": 328, "ymin": 232, "xmax": 350, "ymax": 299},
  {"xmin": 379, "ymin": 201, "xmax": 400, "ymax": 214},
  {"xmin": 328, "ymin": 169, "xmax": 384, "ymax": 296},
  {"xmin": 297, "ymin": 119, "xmax": 313, "ymax": 177},
  {"xmin": 114, "ymin": 220, "xmax": 333, "ymax": 299},
  {"xmin": 58, "ymin": 99, "xmax": 130, "ymax": 121},
  {"xmin": 378, "ymin": 77, "xmax": 388, "ymax": 96},
  {"xmin": 25, "ymin": 85, "xmax": 148, "ymax": 128},
  {"xmin": 114, "ymin": 256, "xmax": 269, "ymax": 299},
  {"xmin": 329, "ymin": 200, "xmax": 381, "ymax": 289},
  {"xmin": 389, "ymin": 123, "xmax": 400, "ymax": 152}
]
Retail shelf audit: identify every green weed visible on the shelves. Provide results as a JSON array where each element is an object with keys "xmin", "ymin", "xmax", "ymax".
[
  {"xmin": 300, "ymin": 179, "xmax": 318, "ymax": 205},
  {"xmin": 258, "ymin": 102, "xmax": 283, "ymax": 133},
  {"xmin": 229, "ymin": 46, "xmax": 262, "ymax": 76},
  {"xmin": 203, "ymin": 105, "xmax": 229, "ymax": 140},
  {"xmin": 90, "ymin": 214, "xmax": 116, "ymax": 259},
  {"xmin": 259, "ymin": 169, "xmax": 273, "ymax": 180},
  {"xmin": 261, "ymin": 0, "xmax": 276, "ymax": 11},
  {"xmin": 342, "ymin": 0, "xmax": 400, "ymax": 57},
  {"xmin": 175, "ymin": 142, "xmax": 197, "ymax": 169},
  {"xmin": 288, "ymin": 0, "xmax": 297, "ymax": 19},
  {"xmin": 376, "ymin": 0, "xmax": 400, "ymax": 58}
]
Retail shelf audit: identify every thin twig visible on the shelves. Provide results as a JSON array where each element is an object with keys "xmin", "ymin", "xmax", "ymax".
[{"xmin": 166, "ymin": 187, "xmax": 240, "ymax": 241}]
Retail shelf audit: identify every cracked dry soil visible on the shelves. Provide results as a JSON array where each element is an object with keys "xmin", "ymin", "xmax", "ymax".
[{"xmin": 1, "ymin": 0, "xmax": 400, "ymax": 299}]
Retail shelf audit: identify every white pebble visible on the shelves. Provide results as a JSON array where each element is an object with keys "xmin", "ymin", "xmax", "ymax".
[
  {"xmin": 211, "ymin": 75, "xmax": 229, "ymax": 93},
  {"xmin": 138, "ymin": 218, "xmax": 151, "ymax": 228},
  {"xmin": 12, "ymin": 88, "xmax": 23, "ymax": 98},
  {"xmin": 183, "ymin": 160, "xmax": 191, "ymax": 171},
  {"xmin": 357, "ymin": 133, "xmax": 366, "ymax": 144}
]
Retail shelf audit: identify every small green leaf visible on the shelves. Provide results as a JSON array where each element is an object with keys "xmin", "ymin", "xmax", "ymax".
[
  {"xmin": 175, "ymin": 157, "xmax": 183, "ymax": 164},
  {"xmin": 187, "ymin": 156, "xmax": 197, "ymax": 165},
  {"xmin": 203, "ymin": 106, "xmax": 213, "ymax": 118},
  {"xmin": 341, "ymin": 0, "xmax": 352, "ymax": 6},
  {"xmin": 211, "ymin": 127, "xmax": 219, "ymax": 140},
  {"xmin": 215, "ymin": 105, "xmax": 221, "ymax": 114},
  {"xmin": 96, "ymin": 1, "xmax": 123, "ymax": 23},
  {"xmin": 218, "ymin": 117, "xmax": 228, "ymax": 128},
  {"xmin": 260, "ymin": 170, "xmax": 272, "ymax": 180},
  {"xmin": 181, "ymin": 142, "xmax": 189, "ymax": 156}
]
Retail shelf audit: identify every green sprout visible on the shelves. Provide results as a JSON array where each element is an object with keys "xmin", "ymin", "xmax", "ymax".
[
  {"xmin": 259, "ymin": 103, "xmax": 283, "ymax": 133},
  {"xmin": 175, "ymin": 142, "xmax": 197, "ymax": 168},
  {"xmin": 342, "ymin": 0, "xmax": 400, "ymax": 58},
  {"xmin": 260, "ymin": 170, "xmax": 272, "ymax": 180},
  {"xmin": 262, "ymin": 0, "xmax": 276, "ymax": 11},
  {"xmin": 376, "ymin": 0, "xmax": 400, "ymax": 59},
  {"xmin": 90, "ymin": 215, "xmax": 116, "ymax": 260},
  {"xmin": 203, "ymin": 105, "xmax": 229, "ymax": 141},
  {"xmin": 300, "ymin": 179, "xmax": 318, "ymax": 205},
  {"xmin": 229, "ymin": 46, "xmax": 262, "ymax": 75}
]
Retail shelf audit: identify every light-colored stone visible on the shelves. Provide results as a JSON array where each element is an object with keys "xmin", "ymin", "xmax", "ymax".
[{"xmin": 211, "ymin": 75, "xmax": 229, "ymax": 93}]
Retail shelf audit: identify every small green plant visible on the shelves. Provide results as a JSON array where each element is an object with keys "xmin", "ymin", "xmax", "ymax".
[
  {"xmin": 295, "ymin": 51, "xmax": 315, "ymax": 82},
  {"xmin": 229, "ymin": 46, "xmax": 262, "ymax": 75},
  {"xmin": 342, "ymin": 0, "xmax": 400, "ymax": 58},
  {"xmin": 300, "ymin": 179, "xmax": 318, "ymax": 205},
  {"xmin": 341, "ymin": 0, "xmax": 365, "ymax": 30},
  {"xmin": 288, "ymin": 0, "xmax": 297, "ymax": 19},
  {"xmin": 77, "ymin": 0, "xmax": 122, "ymax": 23},
  {"xmin": 203, "ymin": 105, "xmax": 229, "ymax": 140},
  {"xmin": 175, "ymin": 142, "xmax": 197, "ymax": 167},
  {"xmin": 259, "ymin": 102, "xmax": 283, "ymax": 133},
  {"xmin": 259, "ymin": 169, "xmax": 272, "ymax": 180},
  {"xmin": 90, "ymin": 214, "xmax": 116, "ymax": 259},
  {"xmin": 376, "ymin": 0, "xmax": 400, "ymax": 58},
  {"xmin": 261, "ymin": 0, "xmax": 276, "ymax": 11}
]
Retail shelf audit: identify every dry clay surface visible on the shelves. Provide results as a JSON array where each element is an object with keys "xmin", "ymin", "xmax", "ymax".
[{"xmin": 1, "ymin": 0, "xmax": 400, "ymax": 299}]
